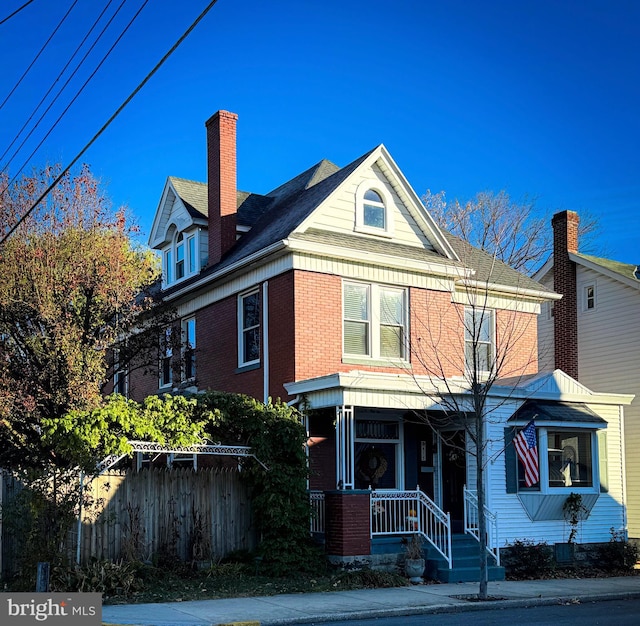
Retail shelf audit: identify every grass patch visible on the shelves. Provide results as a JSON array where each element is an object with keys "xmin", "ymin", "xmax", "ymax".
[{"xmin": 102, "ymin": 562, "xmax": 408, "ymax": 605}]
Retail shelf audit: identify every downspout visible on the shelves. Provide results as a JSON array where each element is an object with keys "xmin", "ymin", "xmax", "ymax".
[
  {"xmin": 619, "ymin": 404, "xmax": 628, "ymax": 538},
  {"xmin": 263, "ymin": 281, "xmax": 269, "ymax": 404}
]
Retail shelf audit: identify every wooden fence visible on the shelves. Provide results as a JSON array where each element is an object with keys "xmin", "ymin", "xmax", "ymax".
[{"xmin": 1, "ymin": 467, "xmax": 255, "ymax": 575}]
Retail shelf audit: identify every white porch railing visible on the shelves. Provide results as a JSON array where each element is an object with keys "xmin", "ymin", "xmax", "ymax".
[
  {"xmin": 463, "ymin": 485, "xmax": 500, "ymax": 565},
  {"xmin": 371, "ymin": 489, "xmax": 452, "ymax": 568},
  {"xmin": 309, "ymin": 490, "xmax": 325, "ymax": 534}
]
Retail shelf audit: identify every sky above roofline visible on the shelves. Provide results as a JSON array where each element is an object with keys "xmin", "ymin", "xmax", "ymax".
[{"xmin": 1, "ymin": 1, "xmax": 638, "ymax": 266}]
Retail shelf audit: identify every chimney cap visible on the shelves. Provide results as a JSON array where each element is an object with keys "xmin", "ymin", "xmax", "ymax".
[{"xmin": 205, "ymin": 109, "xmax": 238, "ymax": 128}]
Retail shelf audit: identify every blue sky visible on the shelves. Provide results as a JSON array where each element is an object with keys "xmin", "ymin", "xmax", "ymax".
[{"xmin": 1, "ymin": 0, "xmax": 638, "ymax": 266}]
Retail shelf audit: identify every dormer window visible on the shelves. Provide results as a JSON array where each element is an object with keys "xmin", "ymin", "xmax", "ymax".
[
  {"xmin": 162, "ymin": 228, "xmax": 199, "ymax": 288},
  {"xmin": 355, "ymin": 181, "xmax": 394, "ymax": 237}
]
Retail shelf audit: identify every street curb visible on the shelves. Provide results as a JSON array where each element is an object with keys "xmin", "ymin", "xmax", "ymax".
[{"xmin": 258, "ymin": 591, "xmax": 640, "ymax": 626}]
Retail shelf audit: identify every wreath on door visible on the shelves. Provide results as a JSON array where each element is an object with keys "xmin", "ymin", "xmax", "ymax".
[{"xmin": 357, "ymin": 446, "xmax": 388, "ymax": 486}]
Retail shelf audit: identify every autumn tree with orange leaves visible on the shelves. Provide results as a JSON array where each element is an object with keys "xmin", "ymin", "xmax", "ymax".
[{"xmin": 0, "ymin": 164, "xmax": 163, "ymax": 471}]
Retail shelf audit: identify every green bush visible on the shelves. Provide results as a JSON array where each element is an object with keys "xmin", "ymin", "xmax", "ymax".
[
  {"xmin": 503, "ymin": 539, "xmax": 554, "ymax": 579},
  {"xmin": 595, "ymin": 528, "xmax": 639, "ymax": 572}
]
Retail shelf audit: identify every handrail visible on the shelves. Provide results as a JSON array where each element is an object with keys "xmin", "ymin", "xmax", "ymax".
[
  {"xmin": 371, "ymin": 488, "xmax": 451, "ymax": 568},
  {"xmin": 463, "ymin": 485, "xmax": 500, "ymax": 565}
]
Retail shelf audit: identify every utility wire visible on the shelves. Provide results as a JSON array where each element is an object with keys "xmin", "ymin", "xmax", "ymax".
[
  {"xmin": 0, "ymin": 0, "xmax": 79, "ymax": 112},
  {"xmin": 0, "ymin": 0, "xmax": 147, "ymax": 192},
  {"xmin": 0, "ymin": 0, "xmax": 36, "ymax": 27},
  {"xmin": 0, "ymin": 0, "xmax": 125, "ymax": 170},
  {"xmin": 0, "ymin": 0, "xmax": 220, "ymax": 246}
]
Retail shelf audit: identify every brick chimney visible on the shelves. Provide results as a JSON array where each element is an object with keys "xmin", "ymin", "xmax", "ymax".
[
  {"xmin": 206, "ymin": 110, "xmax": 238, "ymax": 266},
  {"xmin": 552, "ymin": 210, "xmax": 579, "ymax": 379}
]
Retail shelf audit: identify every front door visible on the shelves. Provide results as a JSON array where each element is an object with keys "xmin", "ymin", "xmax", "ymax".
[
  {"xmin": 403, "ymin": 421, "xmax": 435, "ymax": 499},
  {"xmin": 441, "ymin": 430, "xmax": 466, "ymax": 533}
]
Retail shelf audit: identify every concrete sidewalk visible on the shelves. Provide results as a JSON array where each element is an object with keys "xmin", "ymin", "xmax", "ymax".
[{"xmin": 102, "ymin": 575, "xmax": 640, "ymax": 626}]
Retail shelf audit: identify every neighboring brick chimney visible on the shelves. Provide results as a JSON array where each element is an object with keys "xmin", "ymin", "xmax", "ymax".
[
  {"xmin": 552, "ymin": 210, "xmax": 579, "ymax": 379},
  {"xmin": 206, "ymin": 110, "xmax": 238, "ymax": 266}
]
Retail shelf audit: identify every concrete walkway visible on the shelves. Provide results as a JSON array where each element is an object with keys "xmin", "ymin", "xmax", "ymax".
[{"xmin": 102, "ymin": 575, "xmax": 640, "ymax": 626}]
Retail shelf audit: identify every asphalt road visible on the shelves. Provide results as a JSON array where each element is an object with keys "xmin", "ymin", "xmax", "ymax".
[{"xmin": 291, "ymin": 597, "xmax": 640, "ymax": 626}]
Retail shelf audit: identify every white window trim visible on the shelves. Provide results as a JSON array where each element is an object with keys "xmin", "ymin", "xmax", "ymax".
[
  {"xmin": 342, "ymin": 280, "xmax": 409, "ymax": 362},
  {"xmin": 354, "ymin": 180, "xmax": 395, "ymax": 237},
  {"xmin": 464, "ymin": 307, "xmax": 495, "ymax": 375},
  {"xmin": 354, "ymin": 416, "xmax": 405, "ymax": 490},
  {"xmin": 162, "ymin": 227, "xmax": 200, "ymax": 288},
  {"xmin": 518, "ymin": 426, "xmax": 600, "ymax": 495},
  {"xmin": 238, "ymin": 288, "xmax": 261, "ymax": 368},
  {"xmin": 581, "ymin": 282, "xmax": 597, "ymax": 312}
]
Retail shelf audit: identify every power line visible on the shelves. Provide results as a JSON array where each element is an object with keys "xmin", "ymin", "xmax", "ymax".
[
  {"xmin": 0, "ymin": 0, "xmax": 79, "ymax": 112},
  {"xmin": 0, "ymin": 0, "xmax": 220, "ymax": 246},
  {"xmin": 1, "ymin": 0, "xmax": 128, "ymax": 172},
  {"xmin": 0, "ymin": 0, "xmax": 118, "ymax": 167},
  {"xmin": 0, "ymin": 0, "xmax": 36, "ymax": 27}
]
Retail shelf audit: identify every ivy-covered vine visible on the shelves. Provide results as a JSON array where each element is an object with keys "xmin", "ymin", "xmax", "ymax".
[{"xmin": 43, "ymin": 390, "xmax": 320, "ymax": 576}]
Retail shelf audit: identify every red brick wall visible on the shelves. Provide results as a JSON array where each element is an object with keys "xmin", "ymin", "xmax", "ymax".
[
  {"xmin": 292, "ymin": 270, "xmax": 343, "ymax": 380},
  {"xmin": 267, "ymin": 273, "xmax": 296, "ymax": 402},
  {"xmin": 197, "ymin": 293, "xmax": 263, "ymax": 399},
  {"xmin": 496, "ymin": 309, "xmax": 539, "ymax": 376},
  {"xmin": 206, "ymin": 111, "xmax": 238, "ymax": 266},
  {"xmin": 409, "ymin": 287, "xmax": 465, "ymax": 377},
  {"xmin": 552, "ymin": 210, "xmax": 579, "ymax": 379},
  {"xmin": 325, "ymin": 491, "xmax": 371, "ymax": 556}
]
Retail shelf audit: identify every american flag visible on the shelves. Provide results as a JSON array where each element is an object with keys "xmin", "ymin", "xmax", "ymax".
[{"xmin": 513, "ymin": 420, "xmax": 539, "ymax": 487}]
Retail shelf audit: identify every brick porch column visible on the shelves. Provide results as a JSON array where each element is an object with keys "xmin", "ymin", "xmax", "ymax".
[{"xmin": 324, "ymin": 490, "xmax": 371, "ymax": 557}]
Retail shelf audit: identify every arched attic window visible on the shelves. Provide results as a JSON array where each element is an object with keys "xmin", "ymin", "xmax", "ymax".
[{"xmin": 355, "ymin": 180, "xmax": 394, "ymax": 237}]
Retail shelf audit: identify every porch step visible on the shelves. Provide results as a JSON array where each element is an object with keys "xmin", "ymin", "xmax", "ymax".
[{"xmin": 426, "ymin": 534, "xmax": 505, "ymax": 583}]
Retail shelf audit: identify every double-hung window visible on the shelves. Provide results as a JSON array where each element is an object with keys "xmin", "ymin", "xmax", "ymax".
[
  {"xmin": 182, "ymin": 317, "xmax": 196, "ymax": 380},
  {"xmin": 175, "ymin": 233, "xmax": 185, "ymax": 280},
  {"xmin": 343, "ymin": 282, "xmax": 407, "ymax": 360},
  {"xmin": 464, "ymin": 308, "xmax": 494, "ymax": 373},
  {"xmin": 239, "ymin": 289, "xmax": 260, "ymax": 367}
]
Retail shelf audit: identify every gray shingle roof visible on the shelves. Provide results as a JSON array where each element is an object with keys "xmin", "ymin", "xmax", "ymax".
[
  {"xmin": 445, "ymin": 233, "xmax": 555, "ymax": 293},
  {"xmin": 508, "ymin": 400, "xmax": 606, "ymax": 425},
  {"xmin": 167, "ymin": 147, "xmax": 551, "ymax": 298}
]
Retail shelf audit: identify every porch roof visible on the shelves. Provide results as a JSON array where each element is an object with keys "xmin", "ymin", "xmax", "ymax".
[{"xmin": 508, "ymin": 400, "xmax": 607, "ymax": 427}]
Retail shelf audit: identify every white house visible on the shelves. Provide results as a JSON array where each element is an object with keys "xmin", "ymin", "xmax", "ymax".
[{"xmin": 534, "ymin": 210, "xmax": 640, "ymax": 539}]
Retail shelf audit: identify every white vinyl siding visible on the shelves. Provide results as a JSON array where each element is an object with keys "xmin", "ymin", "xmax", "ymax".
[
  {"xmin": 487, "ymin": 398, "xmax": 625, "ymax": 546},
  {"xmin": 308, "ymin": 163, "xmax": 436, "ymax": 250},
  {"xmin": 572, "ymin": 266, "xmax": 640, "ymax": 537}
]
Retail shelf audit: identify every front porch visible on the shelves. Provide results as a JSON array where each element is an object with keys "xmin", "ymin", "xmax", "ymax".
[{"xmin": 310, "ymin": 487, "xmax": 504, "ymax": 583}]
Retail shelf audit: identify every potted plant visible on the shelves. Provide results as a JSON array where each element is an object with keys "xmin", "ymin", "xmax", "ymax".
[
  {"xmin": 556, "ymin": 492, "xmax": 588, "ymax": 563},
  {"xmin": 403, "ymin": 534, "xmax": 425, "ymax": 583}
]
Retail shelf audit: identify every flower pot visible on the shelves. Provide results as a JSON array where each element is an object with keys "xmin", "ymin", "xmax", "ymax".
[{"xmin": 404, "ymin": 558, "xmax": 425, "ymax": 583}]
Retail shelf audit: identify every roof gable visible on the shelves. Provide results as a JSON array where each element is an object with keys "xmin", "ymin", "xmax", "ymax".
[
  {"xmin": 293, "ymin": 144, "xmax": 458, "ymax": 261},
  {"xmin": 533, "ymin": 252, "xmax": 640, "ymax": 292}
]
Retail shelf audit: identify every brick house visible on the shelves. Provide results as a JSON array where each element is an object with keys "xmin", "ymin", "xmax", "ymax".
[{"xmin": 123, "ymin": 111, "xmax": 632, "ymax": 579}]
